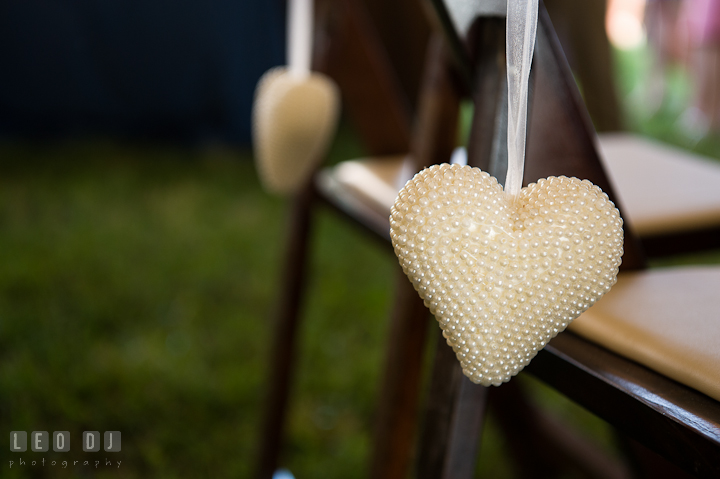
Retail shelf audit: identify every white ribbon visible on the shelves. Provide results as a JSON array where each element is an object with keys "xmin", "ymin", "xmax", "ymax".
[
  {"xmin": 504, "ymin": 0, "xmax": 538, "ymax": 199},
  {"xmin": 288, "ymin": 0, "xmax": 313, "ymax": 78}
]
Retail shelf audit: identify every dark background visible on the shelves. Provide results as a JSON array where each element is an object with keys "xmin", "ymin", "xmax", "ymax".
[{"xmin": 0, "ymin": 0, "xmax": 285, "ymax": 145}]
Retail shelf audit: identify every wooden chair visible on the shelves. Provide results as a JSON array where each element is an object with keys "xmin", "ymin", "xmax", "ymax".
[
  {"xmin": 411, "ymin": 1, "xmax": 720, "ymax": 477},
  {"xmin": 254, "ymin": 1, "xmax": 460, "ymax": 476},
  {"xmin": 315, "ymin": 0, "xmax": 720, "ymax": 476},
  {"xmin": 595, "ymin": 134, "xmax": 720, "ymax": 257},
  {"xmin": 256, "ymin": 0, "xmax": 720, "ymax": 477}
]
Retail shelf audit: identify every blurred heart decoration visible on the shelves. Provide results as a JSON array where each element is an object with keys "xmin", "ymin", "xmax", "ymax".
[
  {"xmin": 253, "ymin": 68, "xmax": 339, "ymax": 194},
  {"xmin": 252, "ymin": 0, "xmax": 340, "ymax": 195}
]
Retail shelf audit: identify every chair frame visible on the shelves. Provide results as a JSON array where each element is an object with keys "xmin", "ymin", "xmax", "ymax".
[
  {"xmin": 255, "ymin": 0, "xmax": 720, "ymax": 477},
  {"xmin": 255, "ymin": 1, "xmax": 459, "ymax": 476},
  {"xmin": 416, "ymin": 1, "xmax": 720, "ymax": 477}
]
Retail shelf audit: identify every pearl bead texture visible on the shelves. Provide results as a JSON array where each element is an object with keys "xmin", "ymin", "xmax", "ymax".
[{"xmin": 390, "ymin": 164, "xmax": 624, "ymax": 386}]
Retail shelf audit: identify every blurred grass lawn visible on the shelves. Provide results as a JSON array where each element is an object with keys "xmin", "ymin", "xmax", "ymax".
[
  {"xmin": 2, "ymin": 43, "xmax": 720, "ymax": 479},
  {"xmin": 0, "ymin": 127, "xmax": 401, "ymax": 478}
]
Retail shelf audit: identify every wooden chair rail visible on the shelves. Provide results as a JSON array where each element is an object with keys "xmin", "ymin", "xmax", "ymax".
[{"xmin": 529, "ymin": 332, "xmax": 720, "ymax": 478}]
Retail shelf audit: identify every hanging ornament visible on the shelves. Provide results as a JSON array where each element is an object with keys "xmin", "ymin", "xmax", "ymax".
[
  {"xmin": 390, "ymin": 0, "xmax": 623, "ymax": 386},
  {"xmin": 252, "ymin": 0, "xmax": 340, "ymax": 195}
]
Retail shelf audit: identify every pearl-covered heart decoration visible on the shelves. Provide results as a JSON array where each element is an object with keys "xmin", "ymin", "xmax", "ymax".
[
  {"xmin": 252, "ymin": 0, "xmax": 340, "ymax": 195},
  {"xmin": 390, "ymin": 164, "xmax": 623, "ymax": 386}
]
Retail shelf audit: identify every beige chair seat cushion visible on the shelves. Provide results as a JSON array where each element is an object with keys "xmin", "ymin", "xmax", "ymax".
[
  {"xmin": 597, "ymin": 133, "xmax": 720, "ymax": 236},
  {"xmin": 322, "ymin": 155, "xmax": 412, "ymax": 216},
  {"xmin": 570, "ymin": 267, "xmax": 720, "ymax": 402}
]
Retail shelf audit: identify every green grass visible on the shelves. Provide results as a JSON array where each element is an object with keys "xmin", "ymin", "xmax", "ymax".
[{"xmin": 0, "ymin": 130, "xmax": 399, "ymax": 478}]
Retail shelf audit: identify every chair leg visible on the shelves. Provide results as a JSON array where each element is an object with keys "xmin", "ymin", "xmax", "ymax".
[
  {"xmin": 368, "ymin": 269, "xmax": 432, "ymax": 479},
  {"xmin": 417, "ymin": 329, "xmax": 489, "ymax": 479},
  {"xmin": 255, "ymin": 183, "xmax": 316, "ymax": 479},
  {"xmin": 365, "ymin": 35, "xmax": 460, "ymax": 479},
  {"xmin": 416, "ymin": 336, "xmax": 633, "ymax": 479},
  {"xmin": 443, "ymin": 375, "xmax": 489, "ymax": 477},
  {"xmin": 490, "ymin": 380, "xmax": 632, "ymax": 479},
  {"xmin": 618, "ymin": 435, "xmax": 696, "ymax": 479},
  {"xmin": 490, "ymin": 381, "xmax": 565, "ymax": 479}
]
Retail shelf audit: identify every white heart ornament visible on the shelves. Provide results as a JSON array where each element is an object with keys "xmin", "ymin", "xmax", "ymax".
[
  {"xmin": 252, "ymin": 67, "xmax": 340, "ymax": 194},
  {"xmin": 390, "ymin": 164, "xmax": 624, "ymax": 386}
]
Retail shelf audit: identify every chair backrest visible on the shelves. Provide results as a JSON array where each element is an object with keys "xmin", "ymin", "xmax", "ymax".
[
  {"xmin": 428, "ymin": 0, "xmax": 646, "ymax": 271},
  {"xmin": 411, "ymin": 2, "xmax": 653, "ymax": 477}
]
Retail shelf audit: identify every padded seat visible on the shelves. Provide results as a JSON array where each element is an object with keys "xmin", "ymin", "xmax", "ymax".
[
  {"xmin": 317, "ymin": 155, "xmax": 412, "ymax": 218},
  {"xmin": 598, "ymin": 133, "xmax": 720, "ymax": 237},
  {"xmin": 570, "ymin": 266, "xmax": 720, "ymax": 402},
  {"xmin": 318, "ymin": 143, "xmax": 720, "ymax": 403}
]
